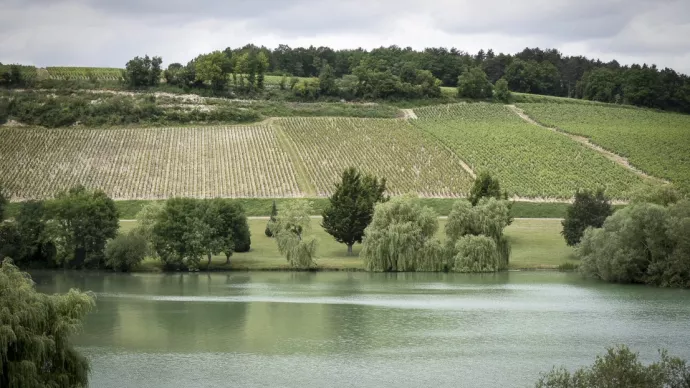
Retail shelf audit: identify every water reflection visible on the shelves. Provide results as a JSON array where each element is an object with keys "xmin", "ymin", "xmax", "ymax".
[{"xmin": 31, "ymin": 271, "xmax": 690, "ymax": 388}]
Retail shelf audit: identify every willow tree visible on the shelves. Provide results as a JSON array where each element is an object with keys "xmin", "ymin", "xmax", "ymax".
[
  {"xmin": 0, "ymin": 259, "xmax": 95, "ymax": 387},
  {"xmin": 361, "ymin": 196, "xmax": 444, "ymax": 272},
  {"xmin": 452, "ymin": 235, "xmax": 501, "ymax": 272},
  {"xmin": 445, "ymin": 198, "xmax": 512, "ymax": 271},
  {"xmin": 270, "ymin": 201, "xmax": 317, "ymax": 268}
]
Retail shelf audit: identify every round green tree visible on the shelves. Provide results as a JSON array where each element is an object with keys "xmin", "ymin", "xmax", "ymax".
[
  {"xmin": 457, "ymin": 67, "xmax": 494, "ymax": 99},
  {"xmin": 561, "ymin": 189, "xmax": 613, "ymax": 246}
]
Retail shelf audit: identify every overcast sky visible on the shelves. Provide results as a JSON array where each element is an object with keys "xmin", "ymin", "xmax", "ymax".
[{"xmin": 2, "ymin": 0, "xmax": 689, "ymax": 73}]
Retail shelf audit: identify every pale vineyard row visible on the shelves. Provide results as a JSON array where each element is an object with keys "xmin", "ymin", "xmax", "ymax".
[
  {"xmin": 0, "ymin": 126, "xmax": 302, "ymax": 200},
  {"xmin": 277, "ymin": 117, "xmax": 474, "ymax": 197}
]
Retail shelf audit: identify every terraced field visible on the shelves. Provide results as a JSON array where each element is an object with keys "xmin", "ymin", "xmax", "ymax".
[
  {"xmin": 517, "ymin": 103, "xmax": 690, "ymax": 190},
  {"xmin": 0, "ymin": 125, "xmax": 302, "ymax": 200},
  {"xmin": 278, "ymin": 117, "xmax": 474, "ymax": 196},
  {"xmin": 412, "ymin": 103, "xmax": 648, "ymax": 198}
]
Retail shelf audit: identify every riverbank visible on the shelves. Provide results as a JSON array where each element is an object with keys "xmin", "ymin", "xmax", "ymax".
[{"xmin": 120, "ymin": 218, "xmax": 577, "ymax": 272}]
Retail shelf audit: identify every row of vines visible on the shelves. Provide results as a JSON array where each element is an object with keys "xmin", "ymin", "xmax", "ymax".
[
  {"xmin": 0, "ymin": 125, "xmax": 302, "ymax": 200},
  {"xmin": 516, "ymin": 103, "xmax": 690, "ymax": 191},
  {"xmin": 45, "ymin": 67, "xmax": 124, "ymax": 81},
  {"xmin": 278, "ymin": 117, "xmax": 475, "ymax": 196},
  {"xmin": 412, "ymin": 103, "xmax": 647, "ymax": 199}
]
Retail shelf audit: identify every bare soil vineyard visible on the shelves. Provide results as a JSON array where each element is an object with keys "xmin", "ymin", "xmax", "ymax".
[
  {"xmin": 278, "ymin": 117, "xmax": 474, "ymax": 196},
  {"xmin": 0, "ymin": 125, "xmax": 301, "ymax": 200}
]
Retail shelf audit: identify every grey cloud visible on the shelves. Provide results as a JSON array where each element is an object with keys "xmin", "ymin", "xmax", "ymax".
[{"xmin": 0, "ymin": 0, "xmax": 688, "ymax": 73}]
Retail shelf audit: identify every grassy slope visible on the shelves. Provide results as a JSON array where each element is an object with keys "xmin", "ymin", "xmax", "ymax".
[{"xmin": 121, "ymin": 218, "xmax": 576, "ymax": 271}]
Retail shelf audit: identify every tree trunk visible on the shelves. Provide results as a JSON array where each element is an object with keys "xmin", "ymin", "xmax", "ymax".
[
  {"xmin": 207, "ymin": 253, "xmax": 212, "ymax": 268},
  {"xmin": 225, "ymin": 254, "xmax": 231, "ymax": 265},
  {"xmin": 347, "ymin": 243, "xmax": 353, "ymax": 256}
]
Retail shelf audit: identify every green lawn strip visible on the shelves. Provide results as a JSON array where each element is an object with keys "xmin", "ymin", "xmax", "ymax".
[
  {"xmin": 5, "ymin": 199, "xmax": 619, "ymax": 219},
  {"xmin": 122, "ymin": 218, "xmax": 575, "ymax": 272}
]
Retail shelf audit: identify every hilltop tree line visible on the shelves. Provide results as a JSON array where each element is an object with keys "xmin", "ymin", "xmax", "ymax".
[
  {"xmin": 4, "ymin": 45, "xmax": 689, "ymax": 112},
  {"xmin": 122, "ymin": 44, "xmax": 690, "ymax": 112}
]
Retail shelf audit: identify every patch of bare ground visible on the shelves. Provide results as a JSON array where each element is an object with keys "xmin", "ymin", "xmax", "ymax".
[
  {"xmin": 400, "ymin": 108, "xmax": 418, "ymax": 119},
  {"xmin": 1, "ymin": 120, "xmax": 26, "ymax": 127},
  {"xmin": 506, "ymin": 104, "xmax": 668, "ymax": 184}
]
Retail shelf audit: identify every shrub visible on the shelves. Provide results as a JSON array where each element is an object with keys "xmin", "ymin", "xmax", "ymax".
[
  {"xmin": 535, "ymin": 345, "xmax": 690, "ymax": 388},
  {"xmin": 105, "ymin": 232, "xmax": 148, "ymax": 272},
  {"xmin": 457, "ymin": 67, "xmax": 493, "ymax": 99},
  {"xmin": 468, "ymin": 171, "xmax": 506, "ymax": 206},
  {"xmin": 494, "ymin": 78, "xmax": 512, "ymax": 103},
  {"xmin": 577, "ymin": 200, "xmax": 690, "ymax": 287},
  {"xmin": 561, "ymin": 189, "xmax": 613, "ymax": 246},
  {"xmin": 452, "ymin": 235, "xmax": 500, "ymax": 272}
]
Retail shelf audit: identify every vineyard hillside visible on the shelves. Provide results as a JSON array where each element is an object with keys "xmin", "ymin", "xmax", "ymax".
[
  {"xmin": 411, "ymin": 103, "xmax": 649, "ymax": 199},
  {"xmin": 0, "ymin": 125, "xmax": 302, "ymax": 200},
  {"xmin": 1, "ymin": 101, "xmax": 682, "ymax": 202},
  {"xmin": 0, "ymin": 118, "xmax": 475, "ymax": 200},
  {"xmin": 517, "ymin": 103, "xmax": 690, "ymax": 191},
  {"xmin": 277, "ymin": 117, "xmax": 474, "ymax": 196}
]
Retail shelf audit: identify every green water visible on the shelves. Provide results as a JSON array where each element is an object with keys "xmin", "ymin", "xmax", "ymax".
[{"xmin": 31, "ymin": 271, "xmax": 690, "ymax": 388}]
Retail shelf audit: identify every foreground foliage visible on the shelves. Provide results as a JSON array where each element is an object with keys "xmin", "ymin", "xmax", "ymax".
[
  {"xmin": 446, "ymin": 198, "xmax": 512, "ymax": 272},
  {"xmin": 578, "ymin": 199, "xmax": 690, "ymax": 288},
  {"xmin": 536, "ymin": 345, "xmax": 690, "ymax": 388},
  {"xmin": 0, "ymin": 259, "xmax": 95, "ymax": 387}
]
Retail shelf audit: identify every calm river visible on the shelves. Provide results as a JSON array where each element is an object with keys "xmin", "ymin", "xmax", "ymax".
[{"xmin": 32, "ymin": 271, "xmax": 690, "ymax": 388}]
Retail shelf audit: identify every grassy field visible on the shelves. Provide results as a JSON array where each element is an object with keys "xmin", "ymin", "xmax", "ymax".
[
  {"xmin": 517, "ymin": 103, "xmax": 690, "ymax": 191},
  {"xmin": 4, "ymin": 198, "xmax": 609, "ymax": 220},
  {"xmin": 120, "ymin": 218, "xmax": 576, "ymax": 271},
  {"xmin": 412, "ymin": 103, "xmax": 647, "ymax": 198}
]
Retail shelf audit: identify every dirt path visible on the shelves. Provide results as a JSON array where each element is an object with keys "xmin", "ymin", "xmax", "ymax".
[
  {"xmin": 506, "ymin": 105, "xmax": 668, "ymax": 184},
  {"xmin": 400, "ymin": 109, "xmax": 418, "ymax": 120}
]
